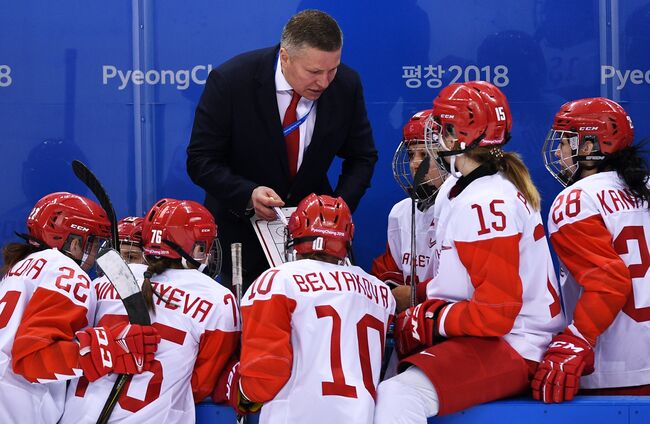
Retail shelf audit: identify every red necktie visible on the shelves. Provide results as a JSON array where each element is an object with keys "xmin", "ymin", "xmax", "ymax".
[{"xmin": 283, "ymin": 91, "xmax": 301, "ymax": 179}]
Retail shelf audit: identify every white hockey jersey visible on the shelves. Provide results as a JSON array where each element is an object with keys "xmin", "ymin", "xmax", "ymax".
[
  {"xmin": 239, "ymin": 259, "xmax": 396, "ymax": 424},
  {"xmin": 548, "ymin": 171, "xmax": 650, "ymax": 388},
  {"xmin": 1, "ymin": 249, "xmax": 95, "ymax": 424},
  {"xmin": 428, "ymin": 172, "xmax": 564, "ymax": 362},
  {"xmin": 372, "ymin": 198, "xmax": 437, "ymax": 286},
  {"xmin": 61, "ymin": 266, "xmax": 240, "ymax": 423}
]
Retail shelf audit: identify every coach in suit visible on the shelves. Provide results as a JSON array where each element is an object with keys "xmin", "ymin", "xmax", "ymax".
[{"xmin": 187, "ymin": 10, "xmax": 377, "ymax": 290}]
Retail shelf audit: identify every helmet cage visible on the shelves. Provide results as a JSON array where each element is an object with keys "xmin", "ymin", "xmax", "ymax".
[
  {"xmin": 543, "ymin": 129, "xmax": 583, "ymax": 186},
  {"xmin": 63, "ymin": 233, "xmax": 110, "ymax": 270},
  {"xmin": 392, "ymin": 138, "xmax": 448, "ymax": 207}
]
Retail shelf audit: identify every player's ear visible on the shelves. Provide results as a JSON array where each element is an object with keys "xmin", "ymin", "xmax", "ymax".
[{"xmin": 579, "ymin": 139, "xmax": 594, "ymax": 155}]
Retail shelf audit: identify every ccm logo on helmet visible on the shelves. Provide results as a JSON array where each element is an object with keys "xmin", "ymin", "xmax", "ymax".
[
  {"xmin": 440, "ymin": 114, "xmax": 455, "ymax": 119},
  {"xmin": 579, "ymin": 127, "xmax": 599, "ymax": 131},
  {"xmin": 70, "ymin": 224, "xmax": 90, "ymax": 232}
]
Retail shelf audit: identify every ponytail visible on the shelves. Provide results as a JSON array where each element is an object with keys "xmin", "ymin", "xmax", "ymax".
[
  {"xmin": 466, "ymin": 147, "xmax": 541, "ymax": 211},
  {"xmin": 142, "ymin": 256, "xmax": 177, "ymax": 311},
  {"xmin": 599, "ymin": 142, "xmax": 650, "ymax": 207},
  {"xmin": 1, "ymin": 243, "xmax": 43, "ymax": 279}
]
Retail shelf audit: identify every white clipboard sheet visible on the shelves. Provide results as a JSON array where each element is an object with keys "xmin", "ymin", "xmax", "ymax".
[{"xmin": 250, "ymin": 207, "xmax": 296, "ymax": 268}]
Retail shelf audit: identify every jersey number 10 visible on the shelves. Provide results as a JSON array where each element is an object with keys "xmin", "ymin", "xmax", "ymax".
[{"xmin": 316, "ymin": 305, "xmax": 386, "ymax": 399}]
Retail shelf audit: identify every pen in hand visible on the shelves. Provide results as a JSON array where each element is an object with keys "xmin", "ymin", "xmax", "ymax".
[{"xmin": 273, "ymin": 207, "xmax": 288, "ymax": 225}]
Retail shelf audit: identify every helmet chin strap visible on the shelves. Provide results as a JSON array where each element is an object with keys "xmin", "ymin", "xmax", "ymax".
[
  {"xmin": 449, "ymin": 142, "xmax": 466, "ymax": 178},
  {"xmin": 181, "ymin": 257, "xmax": 208, "ymax": 273},
  {"xmin": 163, "ymin": 239, "xmax": 208, "ymax": 274}
]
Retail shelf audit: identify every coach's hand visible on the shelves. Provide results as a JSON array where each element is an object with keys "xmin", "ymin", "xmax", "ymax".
[{"xmin": 251, "ymin": 186, "xmax": 285, "ymax": 220}]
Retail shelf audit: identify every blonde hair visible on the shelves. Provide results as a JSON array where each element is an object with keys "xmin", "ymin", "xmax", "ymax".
[{"xmin": 466, "ymin": 147, "xmax": 541, "ymax": 211}]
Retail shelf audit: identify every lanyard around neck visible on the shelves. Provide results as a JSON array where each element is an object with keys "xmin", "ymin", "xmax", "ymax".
[{"xmin": 283, "ymin": 99, "xmax": 315, "ymax": 137}]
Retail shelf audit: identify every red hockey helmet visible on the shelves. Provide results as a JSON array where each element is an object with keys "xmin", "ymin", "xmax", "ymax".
[
  {"xmin": 551, "ymin": 97, "xmax": 633, "ymax": 154},
  {"xmin": 393, "ymin": 109, "xmax": 448, "ymax": 206},
  {"xmin": 430, "ymin": 83, "xmax": 490, "ymax": 153},
  {"xmin": 118, "ymin": 216, "xmax": 144, "ymax": 246},
  {"xmin": 286, "ymin": 194, "xmax": 354, "ymax": 261},
  {"xmin": 142, "ymin": 198, "xmax": 217, "ymax": 260},
  {"xmin": 27, "ymin": 192, "xmax": 111, "ymax": 267},
  {"xmin": 402, "ymin": 109, "xmax": 433, "ymax": 143},
  {"xmin": 543, "ymin": 97, "xmax": 635, "ymax": 186},
  {"xmin": 464, "ymin": 81, "xmax": 512, "ymax": 146}
]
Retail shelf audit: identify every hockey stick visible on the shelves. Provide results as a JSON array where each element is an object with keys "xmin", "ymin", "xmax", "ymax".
[
  {"xmin": 380, "ymin": 156, "xmax": 431, "ymax": 381},
  {"xmin": 231, "ymin": 243, "xmax": 247, "ymax": 424},
  {"xmin": 71, "ymin": 160, "xmax": 148, "ymax": 424},
  {"xmin": 71, "ymin": 160, "xmax": 119, "ymax": 251},
  {"xmin": 94, "ymin": 249, "xmax": 151, "ymax": 424},
  {"xmin": 409, "ymin": 156, "xmax": 430, "ymax": 307}
]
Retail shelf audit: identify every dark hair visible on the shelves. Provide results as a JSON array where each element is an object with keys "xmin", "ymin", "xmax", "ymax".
[
  {"xmin": 599, "ymin": 141, "xmax": 650, "ymax": 207},
  {"xmin": 296, "ymin": 251, "xmax": 341, "ymax": 264},
  {"xmin": 465, "ymin": 147, "xmax": 541, "ymax": 211},
  {"xmin": 1, "ymin": 243, "xmax": 42, "ymax": 278},
  {"xmin": 280, "ymin": 9, "xmax": 343, "ymax": 52},
  {"xmin": 142, "ymin": 256, "xmax": 180, "ymax": 311}
]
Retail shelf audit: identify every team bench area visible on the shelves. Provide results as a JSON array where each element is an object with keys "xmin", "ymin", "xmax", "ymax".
[{"xmin": 196, "ymin": 396, "xmax": 650, "ymax": 424}]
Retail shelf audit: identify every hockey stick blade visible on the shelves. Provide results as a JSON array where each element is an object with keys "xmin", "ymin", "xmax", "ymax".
[
  {"xmin": 95, "ymin": 248, "xmax": 150, "ymax": 325},
  {"xmin": 71, "ymin": 160, "xmax": 119, "ymax": 250}
]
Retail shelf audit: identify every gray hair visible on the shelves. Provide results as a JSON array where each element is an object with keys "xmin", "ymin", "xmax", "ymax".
[{"xmin": 280, "ymin": 9, "xmax": 343, "ymax": 54}]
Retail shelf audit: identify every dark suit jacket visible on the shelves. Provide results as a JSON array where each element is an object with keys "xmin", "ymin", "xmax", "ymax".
[{"xmin": 187, "ymin": 45, "xmax": 377, "ymax": 287}]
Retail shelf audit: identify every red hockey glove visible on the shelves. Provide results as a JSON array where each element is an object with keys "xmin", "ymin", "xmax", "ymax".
[
  {"xmin": 531, "ymin": 333, "xmax": 595, "ymax": 403},
  {"xmin": 77, "ymin": 323, "xmax": 161, "ymax": 382},
  {"xmin": 212, "ymin": 359, "xmax": 262, "ymax": 415},
  {"xmin": 394, "ymin": 298, "xmax": 449, "ymax": 359}
]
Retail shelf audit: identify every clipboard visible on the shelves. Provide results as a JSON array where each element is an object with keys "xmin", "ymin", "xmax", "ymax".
[{"xmin": 250, "ymin": 207, "xmax": 296, "ymax": 267}]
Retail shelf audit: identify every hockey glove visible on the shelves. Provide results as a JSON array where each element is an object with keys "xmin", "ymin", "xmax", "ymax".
[
  {"xmin": 213, "ymin": 358, "xmax": 262, "ymax": 415},
  {"xmin": 395, "ymin": 298, "xmax": 449, "ymax": 359},
  {"xmin": 77, "ymin": 323, "xmax": 161, "ymax": 382},
  {"xmin": 531, "ymin": 333, "xmax": 595, "ymax": 403}
]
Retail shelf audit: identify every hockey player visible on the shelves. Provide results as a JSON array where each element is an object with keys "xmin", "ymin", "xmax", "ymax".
[
  {"xmin": 218, "ymin": 193, "xmax": 395, "ymax": 423},
  {"xmin": 533, "ymin": 98, "xmax": 650, "ymax": 402},
  {"xmin": 117, "ymin": 216, "xmax": 144, "ymax": 265},
  {"xmin": 374, "ymin": 82, "xmax": 563, "ymax": 422},
  {"xmin": 0, "ymin": 192, "xmax": 160, "ymax": 424},
  {"xmin": 372, "ymin": 109, "xmax": 449, "ymax": 313},
  {"xmin": 61, "ymin": 198, "xmax": 240, "ymax": 423}
]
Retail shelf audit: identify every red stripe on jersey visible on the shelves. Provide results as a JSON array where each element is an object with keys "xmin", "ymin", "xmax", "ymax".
[
  {"xmin": 547, "ymin": 278, "xmax": 561, "ymax": 318},
  {"xmin": 442, "ymin": 234, "xmax": 523, "ymax": 337},
  {"xmin": 192, "ymin": 329, "xmax": 239, "ymax": 402},
  {"xmin": 154, "ymin": 322, "xmax": 186, "ymax": 345},
  {"xmin": 551, "ymin": 214, "xmax": 631, "ymax": 346},
  {"xmin": 533, "ymin": 224, "xmax": 545, "ymax": 241},
  {"xmin": 240, "ymin": 294, "xmax": 297, "ymax": 403},
  {"xmin": 12, "ymin": 288, "xmax": 89, "ymax": 382},
  {"xmin": 371, "ymin": 244, "xmax": 404, "ymax": 285}
]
